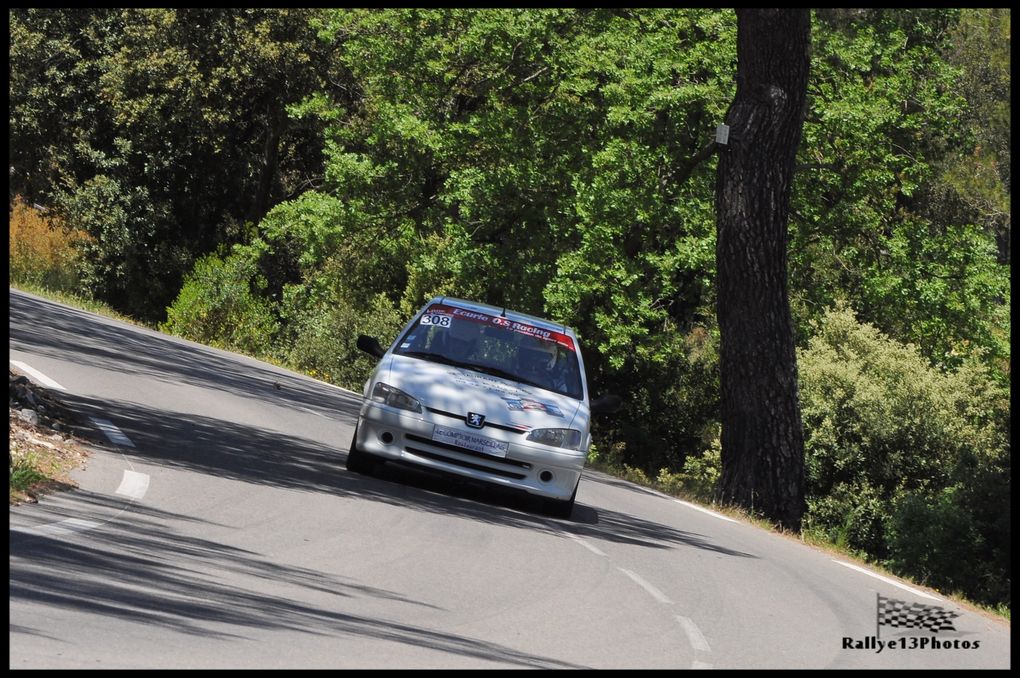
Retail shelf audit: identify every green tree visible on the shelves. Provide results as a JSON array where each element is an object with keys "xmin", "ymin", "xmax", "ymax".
[
  {"xmin": 281, "ymin": 9, "xmax": 737, "ymax": 471},
  {"xmin": 790, "ymin": 9, "xmax": 1009, "ymax": 377},
  {"xmin": 935, "ymin": 8, "xmax": 1010, "ymax": 265},
  {"xmin": 10, "ymin": 9, "xmax": 332, "ymax": 320}
]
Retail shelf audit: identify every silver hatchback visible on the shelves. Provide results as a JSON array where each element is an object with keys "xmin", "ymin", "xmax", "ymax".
[{"xmin": 347, "ymin": 297, "xmax": 620, "ymax": 517}]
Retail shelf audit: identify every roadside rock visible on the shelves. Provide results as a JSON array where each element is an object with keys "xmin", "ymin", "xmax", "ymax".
[{"xmin": 9, "ymin": 368, "xmax": 93, "ymax": 504}]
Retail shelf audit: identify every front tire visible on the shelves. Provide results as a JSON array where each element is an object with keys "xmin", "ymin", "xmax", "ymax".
[
  {"xmin": 541, "ymin": 479, "xmax": 579, "ymax": 519},
  {"xmin": 345, "ymin": 425, "xmax": 376, "ymax": 475}
]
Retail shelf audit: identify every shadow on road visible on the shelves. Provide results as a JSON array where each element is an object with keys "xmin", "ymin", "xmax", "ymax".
[
  {"xmin": 9, "ymin": 289, "xmax": 361, "ymax": 419},
  {"xmin": 10, "ymin": 289, "xmax": 754, "ymax": 665},
  {"xmin": 11, "ymin": 289, "xmax": 754, "ymax": 557},
  {"xmin": 10, "ymin": 490, "xmax": 584, "ymax": 668}
]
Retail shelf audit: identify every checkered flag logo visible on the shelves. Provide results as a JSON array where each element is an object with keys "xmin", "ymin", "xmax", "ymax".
[{"xmin": 878, "ymin": 594, "xmax": 960, "ymax": 633}]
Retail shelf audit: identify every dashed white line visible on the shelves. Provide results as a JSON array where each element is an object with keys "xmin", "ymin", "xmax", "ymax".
[
  {"xmin": 832, "ymin": 560, "xmax": 942, "ymax": 601},
  {"xmin": 9, "ymin": 361, "xmax": 151, "ymax": 540},
  {"xmin": 115, "ymin": 470, "xmax": 150, "ymax": 500},
  {"xmin": 676, "ymin": 615, "xmax": 712, "ymax": 653},
  {"xmin": 566, "ymin": 532, "xmax": 606, "ymax": 557},
  {"xmin": 618, "ymin": 568, "xmax": 673, "ymax": 605},
  {"xmin": 10, "ymin": 360, "xmax": 65, "ymax": 391},
  {"xmin": 555, "ymin": 521, "xmax": 714, "ymax": 666},
  {"xmin": 90, "ymin": 417, "xmax": 135, "ymax": 448},
  {"xmin": 673, "ymin": 499, "xmax": 739, "ymax": 523}
]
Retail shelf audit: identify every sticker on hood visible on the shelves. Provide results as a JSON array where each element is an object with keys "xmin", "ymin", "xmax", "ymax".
[{"xmin": 501, "ymin": 396, "xmax": 564, "ymax": 418}]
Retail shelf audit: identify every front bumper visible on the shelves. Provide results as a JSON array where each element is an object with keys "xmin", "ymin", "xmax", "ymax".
[{"xmin": 354, "ymin": 401, "xmax": 584, "ymax": 501}]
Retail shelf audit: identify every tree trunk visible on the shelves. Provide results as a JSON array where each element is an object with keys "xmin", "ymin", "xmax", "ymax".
[
  {"xmin": 714, "ymin": 8, "xmax": 809, "ymax": 530},
  {"xmin": 251, "ymin": 101, "xmax": 285, "ymax": 224}
]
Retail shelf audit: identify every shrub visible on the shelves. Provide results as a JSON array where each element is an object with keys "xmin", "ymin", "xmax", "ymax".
[
  {"xmin": 161, "ymin": 246, "xmax": 279, "ymax": 357},
  {"xmin": 798, "ymin": 305, "xmax": 1010, "ymax": 605},
  {"xmin": 285, "ymin": 291, "xmax": 405, "ymax": 390},
  {"xmin": 655, "ymin": 439, "xmax": 722, "ymax": 502},
  {"xmin": 8, "ymin": 196, "xmax": 87, "ymax": 292}
]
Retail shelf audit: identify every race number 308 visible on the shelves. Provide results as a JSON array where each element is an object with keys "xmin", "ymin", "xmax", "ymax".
[{"xmin": 421, "ymin": 314, "xmax": 451, "ymax": 327}]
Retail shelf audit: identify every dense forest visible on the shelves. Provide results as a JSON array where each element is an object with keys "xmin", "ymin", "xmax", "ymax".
[{"xmin": 8, "ymin": 8, "xmax": 1010, "ymax": 609}]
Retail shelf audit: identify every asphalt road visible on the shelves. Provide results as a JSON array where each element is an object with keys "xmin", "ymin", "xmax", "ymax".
[{"xmin": 8, "ymin": 288, "xmax": 1011, "ymax": 669}]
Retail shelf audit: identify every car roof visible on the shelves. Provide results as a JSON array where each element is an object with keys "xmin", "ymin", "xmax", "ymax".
[{"xmin": 430, "ymin": 296, "xmax": 573, "ymax": 336}]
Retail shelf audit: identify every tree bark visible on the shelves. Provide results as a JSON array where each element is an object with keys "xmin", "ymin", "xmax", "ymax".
[
  {"xmin": 714, "ymin": 8, "xmax": 809, "ymax": 530},
  {"xmin": 251, "ymin": 100, "xmax": 285, "ymax": 225}
]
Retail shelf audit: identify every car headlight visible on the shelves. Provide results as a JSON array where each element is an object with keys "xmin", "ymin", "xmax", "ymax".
[
  {"xmin": 371, "ymin": 382, "xmax": 422, "ymax": 413},
  {"xmin": 526, "ymin": 428, "xmax": 583, "ymax": 451}
]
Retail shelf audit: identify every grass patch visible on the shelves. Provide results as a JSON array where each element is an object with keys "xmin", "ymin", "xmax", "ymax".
[{"xmin": 9, "ymin": 453, "xmax": 48, "ymax": 503}]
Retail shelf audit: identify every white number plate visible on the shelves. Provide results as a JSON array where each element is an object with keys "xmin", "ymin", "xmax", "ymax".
[
  {"xmin": 432, "ymin": 425, "xmax": 508, "ymax": 458},
  {"xmin": 420, "ymin": 314, "xmax": 452, "ymax": 327}
]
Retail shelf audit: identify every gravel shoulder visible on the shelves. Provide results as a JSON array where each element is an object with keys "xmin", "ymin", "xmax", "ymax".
[{"xmin": 9, "ymin": 367, "xmax": 96, "ymax": 505}]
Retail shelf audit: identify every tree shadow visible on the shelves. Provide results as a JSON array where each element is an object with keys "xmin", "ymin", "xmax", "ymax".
[
  {"xmin": 10, "ymin": 490, "xmax": 585, "ymax": 668},
  {"xmin": 9, "ymin": 290, "xmax": 361, "ymax": 420},
  {"xmin": 54, "ymin": 389, "xmax": 756, "ymax": 559},
  {"xmin": 12, "ymin": 289, "xmax": 757, "ymax": 554}
]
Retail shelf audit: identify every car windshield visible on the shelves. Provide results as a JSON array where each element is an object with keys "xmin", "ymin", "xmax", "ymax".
[{"xmin": 393, "ymin": 303, "xmax": 584, "ymax": 400}]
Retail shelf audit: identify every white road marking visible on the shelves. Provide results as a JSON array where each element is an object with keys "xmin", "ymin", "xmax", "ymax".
[
  {"xmin": 676, "ymin": 615, "xmax": 712, "ymax": 653},
  {"xmin": 90, "ymin": 417, "xmax": 135, "ymax": 447},
  {"xmin": 566, "ymin": 532, "xmax": 606, "ymax": 557},
  {"xmin": 11, "ymin": 518, "xmax": 101, "ymax": 538},
  {"xmin": 618, "ymin": 568, "xmax": 673, "ymax": 605},
  {"xmin": 10, "ymin": 360, "xmax": 66, "ymax": 391},
  {"xmin": 832, "ymin": 560, "xmax": 942, "ymax": 601},
  {"xmin": 674, "ymin": 499, "xmax": 739, "ymax": 523},
  {"xmin": 115, "ymin": 470, "xmax": 150, "ymax": 500},
  {"xmin": 542, "ymin": 520, "xmax": 607, "ymax": 556},
  {"xmin": 691, "ymin": 661, "xmax": 713, "ymax": 669}
]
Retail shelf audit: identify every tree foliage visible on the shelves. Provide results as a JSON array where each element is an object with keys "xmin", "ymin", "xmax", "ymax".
[{"xmin": 9, "ymin": 8, "xmax": 331, "ymax": 319}]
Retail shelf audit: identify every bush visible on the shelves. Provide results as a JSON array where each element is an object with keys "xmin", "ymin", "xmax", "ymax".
[
  {"xmin": 655, "ymin": 439, "xmax": 722, "ymax": 502},
  {"xmin": 161, "ymin": 246, "xmax": 280, "ymax": 357},
  {"xmin": 285, "ymin": 291, "xmax": 405, "ymax": 390},
  {"xmin": 798, "ymin": 305, "xmax": 1010, "ymax": 605},
  {"xmin": 8, "ymin": 196, "xmax": 87, "ymax": 292},
  {"xmin": 803, "ymin": 481, "xmax": 887, "ymax": 557},
  {"xmin": 886, "ymin": 486, "xmax": 981, "ymax": 591}
]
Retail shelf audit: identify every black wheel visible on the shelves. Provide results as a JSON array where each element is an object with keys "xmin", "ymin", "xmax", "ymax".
[
  {"xmin": 541, "ymin": 479, "xmax": 578, "ymax": 519},
  {"xmin": 345, "ymin": 425, "xmax": 376, "ymax": 475}
]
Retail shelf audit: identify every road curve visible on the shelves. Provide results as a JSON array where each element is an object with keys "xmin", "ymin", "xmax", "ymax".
[{"xmin": 8, "ymin": 288, "xmax": 1010, "ymax": 669}]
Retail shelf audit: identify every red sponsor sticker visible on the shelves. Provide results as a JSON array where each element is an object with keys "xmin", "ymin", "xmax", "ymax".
[{"xmin": 424, "ymin": 304, "xmax": 575, "ymax": 350}]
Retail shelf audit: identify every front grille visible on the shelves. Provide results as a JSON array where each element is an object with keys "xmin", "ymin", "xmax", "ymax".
[
  {"xmin": 405, "ymin": 446, "xmax": 528, "ymax": 479},
  {"xmin": 425, "ymin": 407, "xmax": 529, "ymax": 434},
  {"xmin": 405, "ymin": 433, "xmax": 531, "ymax": 469}
]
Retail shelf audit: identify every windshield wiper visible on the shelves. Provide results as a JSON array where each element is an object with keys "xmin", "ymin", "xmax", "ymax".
[
  {"xmin": 458, "ymin": 362, "xmax": 545, "ymax": 389},
  {"xmin": 400, "ymin": 350, "xmax": 460, "ymax": 367}
]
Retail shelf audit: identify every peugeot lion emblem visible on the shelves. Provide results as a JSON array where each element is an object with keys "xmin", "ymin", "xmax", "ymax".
[{"xmin": 466, "ymin": 412, "xmax": 485, "ymax": 428}]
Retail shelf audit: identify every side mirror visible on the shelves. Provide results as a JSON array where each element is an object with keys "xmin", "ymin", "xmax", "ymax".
[
  {"xmin": 356, "ymin": 334, "xmax": 386, "ymax": 359},
  {"xmin": 590, "ymin": 394, "xmax": 622, "ymax": 416}
]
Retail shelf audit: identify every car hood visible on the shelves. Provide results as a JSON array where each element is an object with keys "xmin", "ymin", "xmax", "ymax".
[{"xmin": 381, "ymin": 354, "xmax": 586, "ymax": 432}]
